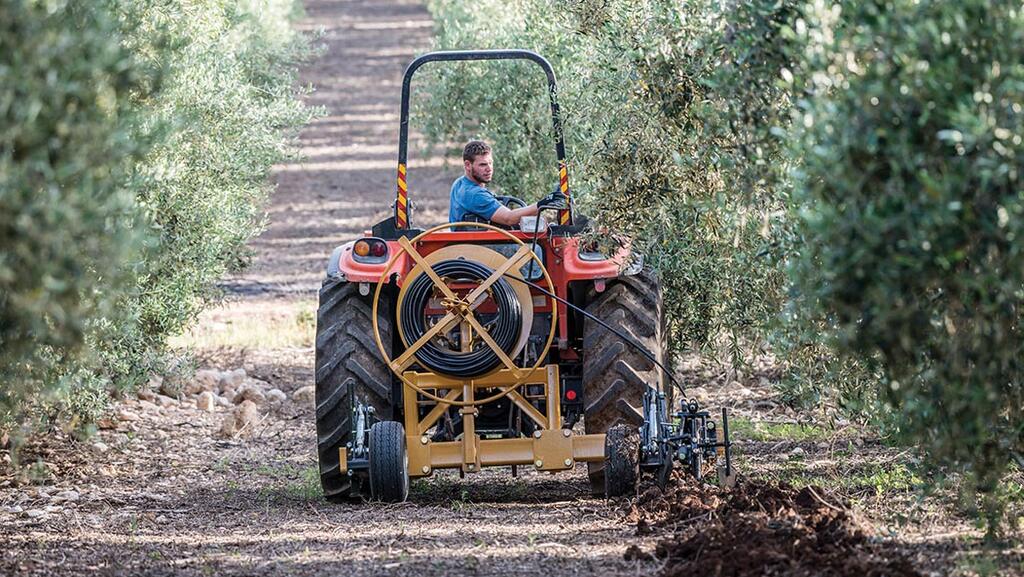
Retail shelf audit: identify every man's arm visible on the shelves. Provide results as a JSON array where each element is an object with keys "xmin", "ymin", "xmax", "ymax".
[
  {"xmin": 489, "ymin": 191, "xmax": 568, "ymax": 226},
  {"xmin": 489, "ymin": 203, "xmax": 539, "ymax": 226}
]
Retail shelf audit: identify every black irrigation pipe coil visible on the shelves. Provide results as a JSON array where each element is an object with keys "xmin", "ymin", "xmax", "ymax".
[{"xmin": 401, "ymin": 259, "xmax": 522, "ymax": 378}]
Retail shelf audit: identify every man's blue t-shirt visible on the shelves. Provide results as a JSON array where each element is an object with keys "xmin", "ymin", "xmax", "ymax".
[{"xmin": 449, "ymin": 176, "xmax": 501, "ymax": 223}]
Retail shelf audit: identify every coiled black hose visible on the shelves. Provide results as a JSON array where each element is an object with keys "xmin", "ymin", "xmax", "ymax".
[{"xmin": 401, "ymin": 259, "xmax": 522, "ymax": 377}]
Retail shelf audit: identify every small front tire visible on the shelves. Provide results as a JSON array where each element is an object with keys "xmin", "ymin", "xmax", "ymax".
[
  {"xmin": 603, "ymin": 424, "xmax": 638, "ymax": 498},
  {"xmin": 368, "ymin": 421, "xmax": 409, "ymax": 503}
]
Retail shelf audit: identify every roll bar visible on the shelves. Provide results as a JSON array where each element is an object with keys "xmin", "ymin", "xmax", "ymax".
[{"xmin": 394, "ymin": 50, "xmax": 572, "ymax": 229}]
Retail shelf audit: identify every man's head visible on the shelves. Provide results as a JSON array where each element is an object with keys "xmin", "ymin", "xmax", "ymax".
[{"xmin": 463, "ymin": 140, "xmax": 493, "ymax": 185}]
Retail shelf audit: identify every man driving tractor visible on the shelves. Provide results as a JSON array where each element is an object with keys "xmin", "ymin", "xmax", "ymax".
[{"xmin": 449, "ymin": 140, "xmax": 565, "ymax": 225}]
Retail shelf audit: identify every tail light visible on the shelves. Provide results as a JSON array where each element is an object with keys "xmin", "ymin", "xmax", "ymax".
[
  {"xmin": 562, "ymin": 376, "xmax": 582, "ymax": 405},
  {"xmin": 353, "ymin": 238, "xmax": 388, "ymax": 262}
]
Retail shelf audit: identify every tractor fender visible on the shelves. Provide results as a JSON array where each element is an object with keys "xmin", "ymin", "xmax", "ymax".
[
  {"xmin": 555, "ymin": 237, "xmax": 642, "ymax": 281},
  {"xmin": 326, "ymin": 244, "xmax": 349, "ymax": 280}
]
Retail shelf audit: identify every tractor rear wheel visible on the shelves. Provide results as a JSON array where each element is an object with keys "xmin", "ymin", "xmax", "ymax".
[
  {"xmin": 315, "ymin": 279, "xmax": 393, "ymax": 502},
  {"xmin": 583, "ymin": 268, "xmax": 666, "ymax": 494}
]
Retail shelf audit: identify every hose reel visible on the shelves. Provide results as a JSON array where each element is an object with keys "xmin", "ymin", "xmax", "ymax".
[
  {"xmin": 371, "ymin": 222, "xmax": 557, "ymax": 407},
  {"xmin": 400, "ymin": 258, "xmax": 522, "ymax": 377}
]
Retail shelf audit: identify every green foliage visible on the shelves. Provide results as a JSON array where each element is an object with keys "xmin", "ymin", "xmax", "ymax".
[
  {"xmin": 421, "ymin": 0, "xmax": 800, "ymax": 357},
  {"xmin": 728, "ymin": 417, "xmax": 830, "ymax": 442},
  {"xmin": 787, "ymin": 0, "xmax": 1024, "ymax": 529},
  {"xmin": 773, "ymin": 459, "xmax": 924, "ymax": 498},
  {"xmin": 0, "ymin": 0, "xmax": 313, "ymax": 433},
  {"xmin": 109, "ymin": 0, "xmax": 314, "ymax": 389},
  {"xmin": 0, "ymin": 0, "xmax": 149, "ymax": 428}
]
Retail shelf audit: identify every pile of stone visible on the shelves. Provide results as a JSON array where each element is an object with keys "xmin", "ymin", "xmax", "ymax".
[
  {"xmin": 2, "ymin": 487, "xmax": 83, "ymax": 521},
  {"xmin": 147, "ymin": 368, "xmax": 315, "ymax": 437}
]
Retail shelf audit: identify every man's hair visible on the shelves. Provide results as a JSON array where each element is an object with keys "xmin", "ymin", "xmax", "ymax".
[{"xmin": 463, "ymin": 140, "xmax": 492, "ymax": 162}]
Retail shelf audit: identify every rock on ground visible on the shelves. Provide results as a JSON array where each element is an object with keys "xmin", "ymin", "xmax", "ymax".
[
  {"xmin": 196, "ymin": 392, "xmax": 217, "ymax": 412},
  {"xmin": 218, "ymin": 369, "xmax": 247, "ymax": 395},
  {"xmin": 266, "ymin": 388, "xmax": 287, "ymax": 407},
  {"xmin": 219, "ymin": 400, "xmax": 261, "ymax": 437},
  {"xmin": 191, "ymin": 369, "xmax": 222, "ymax": 395},
  {"xmin": 232, "ymin": 381, "xmax": 267, "ymax": 406},
  {"xmin": 117, "ymin": 409, "xmax": 140, "ymax": 422},
  {"xmin": 292, "ymin": 385, "xmax": 314, "ymax": 406}
]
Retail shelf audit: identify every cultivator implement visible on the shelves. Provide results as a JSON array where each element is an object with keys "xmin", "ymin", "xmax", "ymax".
[{"xmin": 639, "ymin": 389, "xmax": 735, "ymax": 490}]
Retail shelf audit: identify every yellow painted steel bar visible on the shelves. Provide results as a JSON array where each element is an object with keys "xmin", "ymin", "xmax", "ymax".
[
  {"xmin": 397, "ymin": 236, "xmax": 458, "ymax": 301},
  {"xmin": 407, "ymin": 434, "xmax": 607, "ymax": 474},
  {"xmin": 415, "ymin": 388, "xmax": 462, "ymax": 436},
  {"xmin": 401, "ymin": 364, "xmax": 600, "ymax": 476},
  {"xmin": 462, "ymin": 312, "xmax": 523, "ymax": 379},
  {"xmin": 544, "ymin": 364, "xmax": 560, "ymax": 430},
  {"xmin": 503, "ymin": 389, "xmax": 548, "ymax": 429},
  {"xmin": 404, "ymin": 367, "xmax": 552, "ymax": 389},
  {"xmin": 390, "ymin": 311, "xmax": 460, "ymax": 373},
  {"xmin": 461, "ymin": 383, "xmax": 477, "ymax": 469},
  {"xmin": 459, "ymin": 245, "xmax": 533, "ymax": 306}
]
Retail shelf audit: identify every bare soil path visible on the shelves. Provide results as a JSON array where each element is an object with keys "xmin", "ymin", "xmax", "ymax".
[
  {"xmin": 225, "ymin": 0, "xmax": 455, "ymax": 297},
  {"xmin": 1, "ymin": 1, "xmax": 659, "ymax": 575}
]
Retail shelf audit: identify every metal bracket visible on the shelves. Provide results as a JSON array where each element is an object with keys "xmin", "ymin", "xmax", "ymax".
[
  {"xmin": 638, "ymin": 387, "xmax": 736, "ymax": 489},
  {"xmin": 532, "ymin": 429, "xmax": 573, "ymax": 471}
]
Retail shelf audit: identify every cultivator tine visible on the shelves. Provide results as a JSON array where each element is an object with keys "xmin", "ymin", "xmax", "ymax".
[
  {"xmin": 717, "ymin": 408, "xmax": 737, "ymax": 489},
  {"xmin": 656, "ymin": 459, "xmax": 672, "ymax": 490}
]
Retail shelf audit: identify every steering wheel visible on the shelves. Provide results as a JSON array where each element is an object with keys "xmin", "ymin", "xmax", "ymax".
[{"xmin": 495, "ymin": 195, "xmax": 528, "ymax": 210}]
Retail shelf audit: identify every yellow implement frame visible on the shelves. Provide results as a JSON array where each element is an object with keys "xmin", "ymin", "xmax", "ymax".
[{"xmin": 402, "ymin": 365, "xmax": 605, "ymax": 476}]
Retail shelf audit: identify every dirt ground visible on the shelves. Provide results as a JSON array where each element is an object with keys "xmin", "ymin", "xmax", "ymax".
[{"xmin": 3, "ymin": 0, "xmax": 1023, "ymax": 575}]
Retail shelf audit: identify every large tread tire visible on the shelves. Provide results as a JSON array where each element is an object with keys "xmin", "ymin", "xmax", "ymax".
[
  {"xmin": 368, "ymin": 421, "xmax": 409, "ymax": 503},
  {"xmin": 315, "ymin": 279, "xmax": 393, "ymax": 502},
  {"xmin": 583, "ymin": 268, "xmax": 666, "ymax": 494}
]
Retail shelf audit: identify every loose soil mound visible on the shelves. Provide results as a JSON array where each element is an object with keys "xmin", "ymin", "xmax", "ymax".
[{"xmin": 626, "ymin": 476, "xmax": 920, "ymax": 577}]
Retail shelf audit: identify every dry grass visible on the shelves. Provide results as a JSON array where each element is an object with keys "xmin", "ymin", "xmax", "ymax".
[{"xmin": 169, "ymin": 298, "xmax": 317, "ymax": 351}]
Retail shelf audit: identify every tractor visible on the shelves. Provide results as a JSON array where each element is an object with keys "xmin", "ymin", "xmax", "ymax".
[{"xmin": 314, "ymin": 50, "xmax": 731, "ymax": 502}]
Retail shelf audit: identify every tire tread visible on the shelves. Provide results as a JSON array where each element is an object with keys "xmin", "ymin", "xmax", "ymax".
[
  {"xmin": 315, "ymin": 279, "xmax": 392, "ymax": 501},
  {"xmin": 582, "ymin": 268, "xmax": 665, "ymax": 494}
]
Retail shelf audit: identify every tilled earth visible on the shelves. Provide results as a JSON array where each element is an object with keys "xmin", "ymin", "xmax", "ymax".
[
  {"xmin": 627, "ymin": 476, "xmax": 921, "ymax": 577},
  {"xmin": 4, "ymin": 0, "xmax": 1023, "ymax": 575}
]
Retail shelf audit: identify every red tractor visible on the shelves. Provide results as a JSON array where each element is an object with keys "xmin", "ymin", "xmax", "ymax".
[{"xmin": 315, "ymin": 50, "xmax": 729, "ymax": 502}]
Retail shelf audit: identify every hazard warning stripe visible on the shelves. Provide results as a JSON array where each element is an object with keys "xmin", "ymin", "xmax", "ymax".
[
  {"xmin": 396, "ymin": 163, "xmax": 408, "ymax": 228},
  {"xmin": 558, "ymin": 161, "xmax": 571, "ymax": 225}
]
